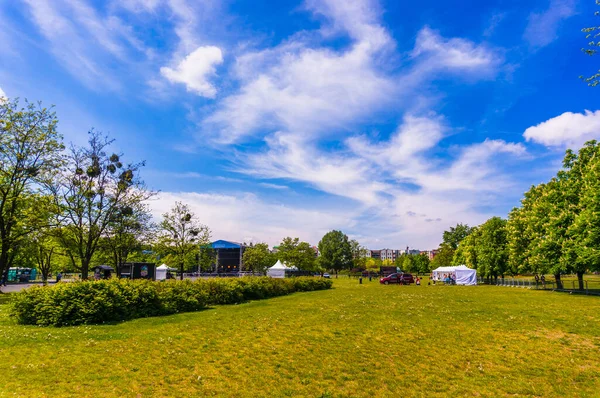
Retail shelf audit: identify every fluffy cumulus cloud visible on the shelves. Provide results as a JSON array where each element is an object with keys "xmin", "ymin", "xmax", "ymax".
[
  {"xmin": 523, "ymin": 110, "xmax": 600, "ymax": 148},
  {"xmin": 160, "ymin": 46, "xmax": 224, "ymax": 97},
  {"xmin": 523, "ymin": 0, "xmax": 576, "ymax": 48}
]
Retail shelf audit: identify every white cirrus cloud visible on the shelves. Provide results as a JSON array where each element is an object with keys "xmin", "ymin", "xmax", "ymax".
[
  {"xmin": 412, "ymin": 26, "xmax": 502, "ymax": 74},
  {"xmin": 523, "ymin": 0, "xmax": 576, "ymax": 48},
  {"xmin": 160, "ymin": 46, "xmax": 224, "ymax": 97},
  {"xmin": 523, "ymin": 110, "xmax": 600, "ymax": 148}
]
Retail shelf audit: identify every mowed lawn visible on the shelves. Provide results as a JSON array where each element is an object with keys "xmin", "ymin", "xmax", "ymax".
[{"xmin": 1, "ymin": 279, "xmax": 600, "ymax": 397}]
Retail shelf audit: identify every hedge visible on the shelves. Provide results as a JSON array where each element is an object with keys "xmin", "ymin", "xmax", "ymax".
[{"xmin": 9, "ymin": 277, "xmax": 333, "ymax": 327}]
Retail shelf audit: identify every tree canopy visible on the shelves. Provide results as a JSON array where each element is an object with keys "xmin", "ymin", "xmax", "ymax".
[{"xmin": 317, "ymin": 230, "xmax": 353, "ymax": 275}]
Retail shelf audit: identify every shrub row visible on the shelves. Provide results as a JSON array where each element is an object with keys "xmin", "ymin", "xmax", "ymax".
[{"xmin": 10, "ymin": 277, "xmax": 333, "ymax": 327}]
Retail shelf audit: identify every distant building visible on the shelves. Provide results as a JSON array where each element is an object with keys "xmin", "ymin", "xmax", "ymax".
[
  {"xmin": 425, "ymin": 249, "xmax": 438, "ymax": 260},
  {"xmin": 369, "ymin": 250, "xmax": 381, "ymax": 260}
]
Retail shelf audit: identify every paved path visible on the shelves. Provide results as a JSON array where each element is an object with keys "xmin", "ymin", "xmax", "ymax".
[{"xmin": 0, "ymin": 283, "xmax": 55, "ymax": 293}]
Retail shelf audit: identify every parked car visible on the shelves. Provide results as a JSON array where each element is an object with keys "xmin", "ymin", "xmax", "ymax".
[
  {"xmin": 323, "ymin": 273, "xmax": 331, "ymax": 278},
  {"xmin": 380, "ymin": 273, "xmax": 414, "ymax": 285}
]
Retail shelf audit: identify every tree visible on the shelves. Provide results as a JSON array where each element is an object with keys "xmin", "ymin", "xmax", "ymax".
[
  {"xmin": 103, "ymin": 203, "xmax": 153, "ymax": 276},
  {"xmin": 349, "ymin": 239, "xmax": 368, "ymax": 270},
  {"xmin": 278, "ymin": 237, "xmax": 318, "ymax": 271},
  {"xmin": 157, "ymin": 202, "xmax": 211, "ymax": 280},
  {"xmin": 442, "ymin": 223, "xmax": 473, "ymax": 250},
  {"xmin": 317, "ymin": 230, "xmax": 353, "ymax": 276},
  {"xmin": 50, "ymin": 132, "xmax": 150, "ymax": 279},
  {"xmin": 476, "ymin": 217, "xmax": 509, "ymax": 281},
  {"xmin": 414, "ymin": 253, "xmax": 430, "ymax": 274},
  {"xmin": 242, "ymin": 243, "xmax": 275, "ymax": 274},
  {"xmin": 0, "ymin": 99, "xmax": 63, "ymax": 279},
  {"xmin": 402, "ymin": 255, "xmax": 415, "ymax": 273},
  {"xmin": 580, "ymin": 0, "xmax": 600, "ymax": 86},
  {"xmin": 430, "ymin": 244, "xmax": 454, "ymax": 269},
  {"xmin": 563, "ymin": 141, "xmax": 600, "ymax": 289}
]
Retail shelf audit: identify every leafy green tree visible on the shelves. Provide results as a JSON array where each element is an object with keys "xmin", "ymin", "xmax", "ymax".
[
  {"xmin": 157, "ymin": 202, "xmax": 211, "ymax": 280},
  {"xmin": 278, "ymin": 237, "xmax": 318, "ymax": 271},
  {"xmin": 563, "ymin": 141, "xmax": 600, "ymax": 289},
  {"xmin": 402, "ymin": 255, "xmax": 415, "ymax": 273},
  {"xmin": 0, "ymin": 99, "xmax": 63, "ymax": 279},
  {"xmin": 103, "ymin": 203, "xmax": 154, "ymax": 276},
  {"xmin": 414, "ymin": 253, "xmax": 431, "ymax": 274},
  {"xmin": 50, "ymin": 132, "xmax": 149, "ymax": 279},
  {"xmin": 242, "ymin": 243, "xmax": 275, "ymax": 274},
  {"xmin": 430, "ymin": 244, "xmax": 454, "ymax": 269},
  {"xmin": 442, "ymin": 223, "xmax": 473, "ymax": 250},
  {"xmin": 580, "ymin": 0, "xmax": 600, "ymax": 86},
  {"xmin": 317, "ymin": 230, "xmax": 352, "ymax": 276},
  {"xmin": 476, "ymin": 217, "xmax": 509, "ymax": 281},
  {"xmin": 349, "ymin": 239, "xmax": 368, "ymax": 270}
]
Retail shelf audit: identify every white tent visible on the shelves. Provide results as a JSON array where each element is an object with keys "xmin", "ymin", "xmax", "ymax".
[
  {"xmin": 267, "ymin": 260, "xmax": 287, "ymax": 278},
  {"xmin": 156, "ymin": 264, "xmax": 175, "ymax": 281},
  {"xmin": 432, "ymin": 265, "xmax": 477, "ymax": 286}
]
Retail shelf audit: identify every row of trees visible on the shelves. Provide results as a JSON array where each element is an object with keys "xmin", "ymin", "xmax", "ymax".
[
  {"xmin": 431, "ymin": 141, "xmax": 600, "ymax": 290},
  {"xmin": 0, "ymin": 98, "xmax": 220, "ymax": 282}
]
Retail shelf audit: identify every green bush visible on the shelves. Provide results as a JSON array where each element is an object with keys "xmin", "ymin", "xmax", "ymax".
[{"xmin": 10, "ymin": 277, "xmax": 333, "ymax": 326}]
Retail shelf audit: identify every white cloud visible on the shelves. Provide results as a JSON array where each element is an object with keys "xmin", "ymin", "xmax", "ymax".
[
  {"xmin": 149, "ymin": 191, "xmax": 354, "ymax": 246},
  {"xmin": 523, "ymin": 0, "xmax": 576, "ymax": 48},
  {"xmin": 22, "ymin": 0, "xmax": 152, "ymax": 90},
  {"xmin": 412, "ymin": 27, "xmax": 501, "ymax": 74},
  {"xmin": 0, "ymin": 86, "xmax": 5, "ymax": 98},
  {"xmin": 523, "ymin": 110, "xmax": 600, "ymax": 148},
  {"xmin": 160, "ymin": 46, "xmax": 223, "ymax": 97}
]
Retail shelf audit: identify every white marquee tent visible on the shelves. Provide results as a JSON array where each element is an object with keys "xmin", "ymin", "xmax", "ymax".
[
  {"xmin": 267, "ymin": 260, "xmax": 297, "ymax": 278},
  {"xmin": 156, "ymin": 263, "xmax": 176, "ymax": 281},
  {"xmin": 432, "ymin": 265, "xmax": 477, "ymax": 286}
]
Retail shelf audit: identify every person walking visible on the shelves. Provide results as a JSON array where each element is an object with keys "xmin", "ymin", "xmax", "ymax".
[
  {"xmin": 540, "ymin": 274, "xmax": 546, "ymax": 288},
  {"xmin": 0, "ymin": 269, "xmax": 7, "ymax": 287},
  {"xmin": 56, "ymin": 272, "xmax": 62, "ymax": 283}
]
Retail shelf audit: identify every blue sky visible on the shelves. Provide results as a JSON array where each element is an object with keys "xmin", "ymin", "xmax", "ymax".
[{"xmin": 1, "ymin": 0, "xmax": 599, "ymax": 249}]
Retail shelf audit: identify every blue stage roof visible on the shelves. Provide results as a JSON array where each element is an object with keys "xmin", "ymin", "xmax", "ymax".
[{"xmin": 210, "ymin": 240, "xmax": 243, "ymax": 249}]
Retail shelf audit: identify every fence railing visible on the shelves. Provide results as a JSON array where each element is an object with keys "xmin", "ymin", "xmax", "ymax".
[{"xmin": 483, "ymin": 277, "xmax": 600, "ymax": 296}]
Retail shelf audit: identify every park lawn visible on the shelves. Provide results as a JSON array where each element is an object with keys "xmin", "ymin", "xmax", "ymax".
[{"xmin": 1, "ymin": 279, "xmax": 600, "ymax": 397}]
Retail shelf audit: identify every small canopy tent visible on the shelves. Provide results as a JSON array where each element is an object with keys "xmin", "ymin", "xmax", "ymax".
[
  {"xmin": 432, "ymin": 265, "xmax": 477, "ymax": 285},
  {"xmin": 267, "ymin": 260, "xmax": 287, "ymax": 279},
  {"xmin": 156, "ymin": 264, "xmax": 176, "ymax": 281},
  {"xmin": 267, "ymin": 260, "xmax": 297, "ymax": 278}
]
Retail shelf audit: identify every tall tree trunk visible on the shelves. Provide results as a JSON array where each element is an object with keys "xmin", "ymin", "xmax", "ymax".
[
  {"xmin": 81, "ymin": 258, "xmax": 90, "ymax": 280},
  {"xmin": 180, "ymin": 261, "xmax": 184, "ymax": 281},
  {"xmin": 554, "ymin": 274, "xmax": 562, "ymax": 290},
  {"xmin": 577, "ymin": 271, "xmax": 585, "ymax": 290}
]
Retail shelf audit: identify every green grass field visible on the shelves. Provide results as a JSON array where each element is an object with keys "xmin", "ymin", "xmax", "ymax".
[{"xmin": 1, "ymin": 278, "xmax": 600, "ymax": 397}]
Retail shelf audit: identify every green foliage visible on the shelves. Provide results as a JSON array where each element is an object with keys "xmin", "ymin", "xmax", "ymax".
[
  {"xmin": 157, "ymin": 202, "xmax": 211, "ymax": 279},
  {"xmin": 430, "ymin": 244, "xmax": 454, "ymax": 269},
  {"xmin": 0, "ymin": 99, "xmax": 63, "ymax": 278},
  {"xmin": 242, "ymin": 243, "xmax": 275, "ymax": 274},
  {"xmin": 476, "ymin": 217, "xmax": 509, "ymax": 278},
  {"xmin": 317, "ymin": 230, "xmax": 352, "ymax": 273},
  {"xmin": 50, "ymin": 131, "xmax": 150, "ymax": 279},
  {"xmin": 10, "ymin": 277, "xmax": 333, "ymax": 326},
  {"xmin": 580, "ymin": 1, "xmax": 600, "ymax": 86},
  {"xmin": 277, "ymin": 237, "xmax": 318, "ymax": 271},
  {"xmin": 442, "ymin": 223, "xmax": 473, "ymax": 250}
]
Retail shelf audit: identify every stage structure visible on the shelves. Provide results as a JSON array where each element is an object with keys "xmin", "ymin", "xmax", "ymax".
[{"xmin": 209, "ymin": 240, "xmax": 248, "ymax": 273}]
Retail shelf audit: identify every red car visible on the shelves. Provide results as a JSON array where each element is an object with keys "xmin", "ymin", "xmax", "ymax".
[{"xmin": 380, "ymin": 273, "xmax": 414, "ymax": 285}]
